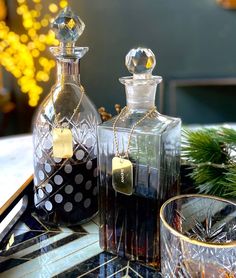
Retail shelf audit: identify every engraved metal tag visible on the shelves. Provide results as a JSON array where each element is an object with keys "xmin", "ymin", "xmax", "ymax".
[
  {"xmin": 112, "ymin": 157, "xmax": 133, "ymax": 195},
  {"xmin": 52, "ymin": 128, "xmax": 73, "ymax": 158}
]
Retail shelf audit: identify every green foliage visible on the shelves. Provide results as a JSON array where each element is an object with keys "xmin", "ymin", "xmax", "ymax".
[
  {"xmin": 182, "ymin": 129, "xmax": 228, "ymax": 164},
  {"xmin": 220, "ymin": 166, "xmax": 236, "ymax": 197},
  {"xmin": 182, "ymin": 127, "xmax": 236, "ymax": 198}
]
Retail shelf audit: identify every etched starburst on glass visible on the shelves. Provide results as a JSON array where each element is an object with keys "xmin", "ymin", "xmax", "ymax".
[
  {"xmin": 177, "ymin": 198, "xmax": 236, "ymax": 243},
  {"xmin": 160, "ymin": 195, "xmax": 236, "ymax": 277}
]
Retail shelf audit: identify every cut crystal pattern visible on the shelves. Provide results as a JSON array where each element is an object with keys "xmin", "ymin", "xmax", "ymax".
[
  {"xmin": 125, "ymin": 47, "xmax": 156, "ymax": 75},
  {"xmin": 33, "ymin": 6, "xmax": 100, "ymax": 226},
  {"xmin": 33, "ymin": 112, "xmax": 99, "ymax": 225},
  {"xmin": 52, "ymin": 6, "xmax": 85, "ymax": 43},
  {"xmin": 33, "ymin": 113, "xmax": 98, "ymax": 188},
  {"xmin": 161, "ymin": 195, "xmax": 236, "ymax": 277},
  {"xmin": 98, "ymin": 47, "xmax": 181, "ymax": 270}
]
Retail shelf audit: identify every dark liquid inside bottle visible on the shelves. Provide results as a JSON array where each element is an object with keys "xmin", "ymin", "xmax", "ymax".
[
  {"xmin": 99, "ymin": 165, "xmax": 178, "ymax": 270},
  {"xmin": 34, "ymin": 158, "xmax": 98, "ymax": 226}
]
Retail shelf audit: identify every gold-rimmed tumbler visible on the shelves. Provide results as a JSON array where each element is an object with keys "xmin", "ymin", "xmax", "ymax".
[{"xmin": 160, "ymin": 194, "xmax": 236, "ymax": 277}]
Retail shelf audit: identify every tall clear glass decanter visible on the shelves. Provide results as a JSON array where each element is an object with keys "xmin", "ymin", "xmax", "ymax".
[
  {"xmin": 33, "ymin": 7, "xmax": 101, "ymax": 226},
  {"xmin": 98, "ymin": 47, "xmax": 181, "ymax": 269}
]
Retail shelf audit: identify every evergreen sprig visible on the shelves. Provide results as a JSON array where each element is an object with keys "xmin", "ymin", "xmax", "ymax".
[{"xmin": 182, "ymin": 127, "xmax": 236, "ymax": 198}]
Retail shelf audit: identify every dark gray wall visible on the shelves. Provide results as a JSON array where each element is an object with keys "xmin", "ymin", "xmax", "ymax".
[
  {"xmin": 4, "ymin": 0, "xmax": 236, "ymax": 134},
  {"xmin": 71, "ymin": 0, "xmax": 236, "ymax": 123}
]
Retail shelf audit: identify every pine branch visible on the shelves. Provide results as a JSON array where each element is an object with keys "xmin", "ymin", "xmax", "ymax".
[
  {"xmin": 220, "ymin": 128, "xmax": 236, "ymax": 144},
  {"xmin": 182, "ymin": 127, "xmax": 236, "ymax": 198},
  {"xmin": 221, "ymin": 166, "xmax": 236, "ymax": 197},
  {"xmin": 191, "ymin": 166, "xmax": 228, "ymax": 196},
  {"xmin": 182, "ymin": 128, "xmax": 228, "ymax": 164}
]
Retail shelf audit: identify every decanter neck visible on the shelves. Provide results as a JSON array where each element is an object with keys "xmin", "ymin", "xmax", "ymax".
[
  {"xmin": 50, "ymin": 46, "xmax": 88, "ymax": 85},
  {"xmin": 125, "ymin": 84, "xmax": 156, "ymax": 110},
  {"xmin": 56, "ymin": 58, "xmax": 80, "ymax": 83},
  {"xmin": 120, "ymin": 76, "xmax": 162, "ymax": 111}
]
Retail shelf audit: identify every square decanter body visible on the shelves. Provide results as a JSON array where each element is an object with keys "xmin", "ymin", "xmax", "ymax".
[{"xmin": 98, "ymin": 110, "xmax": 181, "ymax": 269}]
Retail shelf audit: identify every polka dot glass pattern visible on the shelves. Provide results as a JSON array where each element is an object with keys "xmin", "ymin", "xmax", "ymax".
[
  {"xmin": 32, "ymin": 14, "xmax": 101, "ymax": 226},
  {"xmin": 34, "ymin": 154, "xmax": 98, "ymax": 226}
]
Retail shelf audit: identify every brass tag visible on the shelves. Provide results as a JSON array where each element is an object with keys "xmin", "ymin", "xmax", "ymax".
[
  {"xmin": 112, "ymin": 157, "xmax": 133, "ymax": 195},
  {"xmin": 52, "ymin": 128, "xmax": 73, "ymax": 158}
]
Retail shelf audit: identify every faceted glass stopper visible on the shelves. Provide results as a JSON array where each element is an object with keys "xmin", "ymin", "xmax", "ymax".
[
  {"xmin": 125, "ymin": 47, "xmax": 156, "ymax": 75},
  {"xmin": 52, "ymin": 6, "xmax": 85, "ymax": 44}
]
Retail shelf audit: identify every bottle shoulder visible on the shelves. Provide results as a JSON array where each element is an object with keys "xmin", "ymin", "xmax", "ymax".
[
  {"xmin": 98, "ymin": 111, "xmax": 181, "ymax": 135},
  {"xmin": 33, "ymin": 84, "xmax": 101, "ymax": 127}
]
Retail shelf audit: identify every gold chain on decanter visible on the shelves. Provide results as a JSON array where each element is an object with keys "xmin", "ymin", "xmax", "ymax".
[
  {"xmin": 52, "ymin": 88, "xmax": 85, "ymax": 128},
  {"xmin": 51, "ymin": 88, "xmax": 85, "ymax": 159},
  {"xmin": 112, "ymin": 106, "xmax": 156, "ymax": 159}
]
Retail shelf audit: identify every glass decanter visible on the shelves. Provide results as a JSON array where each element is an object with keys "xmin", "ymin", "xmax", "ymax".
[
  {"xmin": 32, "ymin": 7, "xmax": 101, "ymax": 226},
  {"xmin": 97, "ymin": 47, "xmax": 181, "ymax": 269}
]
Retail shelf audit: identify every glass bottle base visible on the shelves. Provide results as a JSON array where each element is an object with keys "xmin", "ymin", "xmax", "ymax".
[{"xmin": 99, "ymin": 185, "xmax": 164, "ymax": 271}]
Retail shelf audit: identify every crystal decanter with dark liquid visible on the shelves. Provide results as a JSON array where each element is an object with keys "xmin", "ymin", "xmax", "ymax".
[
  {"xmin": 32, "ymin": 7, "xmax": 101, "ymax": 226},
  {"xmin": 97, "ymin": 47, "xmax": 181, "ymax": 269}
]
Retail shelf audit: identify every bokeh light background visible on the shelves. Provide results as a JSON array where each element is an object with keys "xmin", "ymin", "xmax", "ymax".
[{"xmin": 0, "ymin": 0, "xmax": 69, "ymax": 107}]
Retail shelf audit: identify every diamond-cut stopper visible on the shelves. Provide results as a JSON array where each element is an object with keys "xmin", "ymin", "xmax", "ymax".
[
  {"xmin": 125, "ymin": 47, "xmax": 156, "ymax": 76},
  {"xmin": 52, "ymin": 6, "xmax": 85, "ymax": 44}
]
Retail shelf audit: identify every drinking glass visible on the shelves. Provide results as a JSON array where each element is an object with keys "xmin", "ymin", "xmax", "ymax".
[{"xmin": 160, "ymin": 194, "xmax": 236, "ymax": 277}]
